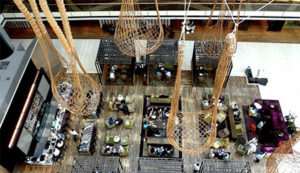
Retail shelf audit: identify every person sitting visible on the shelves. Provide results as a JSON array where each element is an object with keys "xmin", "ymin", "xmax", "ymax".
[
  {"xmin": 143, "ymin": 122, "xmax": 149, "ymax": 129},
  {"xmin": 165, "ymin": 71, "xmax": 172, "ymax": 80},
  {"xmin": 39, "ymin": 155, "xmax": 45, "ymax": 162},
  {"xmin": 217, "ymin": 149, "xmax": 225, "ymax": 160},
  {"xmin": 118, "ymin": 145, "xmax": 125, "ymax": 154},
  {"xmin": 108, "ymin": 117, "xmax": 115, "ymax": 125},
  {"xmin": 156, "ymin": 71, "xmax": 162, "ymax": 81},
  {"xmin": 256, "ymin": 121, "xmax": 265, "ymax": 134},
  {"xmin": 202, "ymin": 100, "xmax": 209, "ymax": 107},
  {"xmin": 249, "ymin": 106, "xmax": 258, "ymax": 117},
  {"xmin": 155, "ymin": 146, "xmax": 164, "ymax": 156},
  {"xmin": 109, "ymin": 71, "xmax": 116, "ymax": 82},
  {"xmin": 104, "ymin": 146, "xmax": 111, "ymax": 153},
  {"xmin": 111, "ymin": 65, "xmax": 117, "ymax": 72},
  {"xmin": 154, "ymin": 132, "xmax": 163, "ymax": 137},
  {"xmin": 250, "ymin": 123, "xmax": 256, "ymax": 133},
  {"xmin": 254, "ymin": 150, "xmax": 266, "ymax": 163},
  {"xmin": 277, "ymin": 131, "xmax": 285, "ymax": 138},
  {"xmin": 122, "ymin": 105, "xmax": 130, "ymax": 115},
  {"xmin": 150, "ymin": 147, "xmax": 155, "ymax": 154},
  {"xmin": 112, "ymin": 147, "xmax": 117, "ymax": 154},
  {"xmin": 115, "ymin": 118, "xmax": 123, "ymax": 126},
  {"xmin": 162, "ymin": 108, "xmax": 170, "ymax": 120}
]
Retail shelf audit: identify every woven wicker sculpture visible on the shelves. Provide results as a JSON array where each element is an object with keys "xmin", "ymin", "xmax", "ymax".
[
  {"xmin": 266, "ymin": 132, "xmax": 300, "ymax": 173},
  {"xmin": 167, "ymin": 0, "xmax": 242, "ymax": 154},
  {"xmin": 114, "ymin": 0, "xmax": 164, "ymax": 57},
  {"xmin": 14, "ymin": 0, "xmax": 100, "ymax": 116},
  {"xmin": 201, "ymin": 0, "xmax": 235, "ymax": 59},
  {"xmin": 167, "ymin": 30, "xmax": 238, "ymax": 154}
]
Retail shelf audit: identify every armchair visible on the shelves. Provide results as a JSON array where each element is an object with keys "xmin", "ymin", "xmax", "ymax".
[
  {"xmin": 213, "ymin": 138, "xmax": 230, "ymax": 148},
  {"xmin": 121, "ymin": 136, "xmax": 130, "ymax": 146},
  {"xmin": 237, "ymin": 144, "xmax": 247, "ymax": 155},
  {"xmin": 217, "ymin": 111, "xmax": 227, "ymax": 123},
  {"xmin": 124, "ymin": 119, "xmax": 134, "ymax": 129},
  {"xmin": 119, "ymin": 146, "xmax": 129, "ymax": 157},
  {"xmin": 105, "ymin": 120, "xmax": 116, "ymax": 129},
  {"xmin": 236, "ymin": 124, "xmax": 244, "ymax": 136},
  {"xmin": 109, "ymin": 101, "xmax": 118, "ymax": 111},
  {"xmin": 105, "ymin": 135, "xmax": 114, "ymax": 145}
]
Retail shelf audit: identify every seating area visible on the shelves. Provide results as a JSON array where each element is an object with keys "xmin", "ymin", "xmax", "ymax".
[
  {"xmin": 243, "ymin": 99, "xmax": 290, "ymax": 153},
  {"xmin": 140, "ymin": 95, "xmax": 181, "ymax": 158},
  {"xmin": 101, "ymin": 135, "xmax": 130, "ymax": 157},
  {"xmin": 192, "ymin": 41, "xmax": 233, "ymax": 87},
  {"xmin": 99, "ymin": 94, "xmax": 136, "ymax": 158},
  {"xmin": 95, "ymin": 39, "xmax": 135, "ymax": 85},
  {"xmin": 108, "ymin": 95, "xmax": 135, "ymax": 115},
  {"xmin": 200, "ymin": 93, "xmax": 235, "ymax": 150},
  {"xmin": 147, "ymin": 144, "xmax": 174, "ymax": 157}
]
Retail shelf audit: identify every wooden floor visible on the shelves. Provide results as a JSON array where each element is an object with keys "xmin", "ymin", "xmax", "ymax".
[
  {"xmin": 13, "ymin": 75, "xmax": 268, "ymax": 173},
  {"xmin": 5, "ymin": 20, "xmax": 300, "ymax": 43}
]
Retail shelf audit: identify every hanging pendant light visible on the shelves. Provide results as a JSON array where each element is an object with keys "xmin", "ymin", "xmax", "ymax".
[
  {"xmin": 14, "ymin": 0, "xmax": 100, "ymax": 116},
  {"xmin": 114, "ymin": 0, "xmax": 164, "ymax": 57}
]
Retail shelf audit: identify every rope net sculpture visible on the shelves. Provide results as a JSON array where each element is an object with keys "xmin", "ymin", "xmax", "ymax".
[
  {"xmin": 114, "ymin": 0, "xmax": 164, "ymax": 57},
  {"xmin": 167, "ymin": 30, "xmax": 238, "ymax": 154},
  {"xmin": 266, "ymin": 132, "xmax": 300, "ymax": 173},
  {"xmin": 201, "ymin": 0, "xmax": 236, "ymax": 59},
  {"xmin": 14, "ymin": 0, "xmax": 100, "ymax": 116},
  {"xmin": 167, "ymin": 0, "xmax": 242, "ymax": 154}
]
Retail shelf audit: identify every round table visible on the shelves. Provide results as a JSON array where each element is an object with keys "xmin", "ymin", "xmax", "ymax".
[{"xmin": 113, "ymin": 136, "xmax": 120, "ymax": 143}]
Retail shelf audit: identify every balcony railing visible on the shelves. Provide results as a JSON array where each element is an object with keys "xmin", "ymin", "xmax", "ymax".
[
  {"xmin": 1, "ymin": 2, "xmax": 300, "ymax": 13},
  {"xmin": 1, "ymin": 2, "xmax": 300, "ymax": 21}
]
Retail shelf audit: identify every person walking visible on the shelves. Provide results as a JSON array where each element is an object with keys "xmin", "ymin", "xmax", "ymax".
[{"xmin": 70, "ymin": 129, "xmax": 78, "ymax": 142}]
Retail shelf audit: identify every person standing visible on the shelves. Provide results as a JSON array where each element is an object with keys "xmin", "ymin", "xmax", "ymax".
[
  {"xmin": 193, "ymin": 163, "xmax": 200, "ymax": 173},
  {"xmin": 254, "ymin": 151, "xmax": 266, "ymax": 163},
  {"xmin": 256, "ymin": 121, "xmax": 265, "ymax": 134},
  {"xmin": 70, "ymin": 129, "xmax": 78, "ymax": 142}
]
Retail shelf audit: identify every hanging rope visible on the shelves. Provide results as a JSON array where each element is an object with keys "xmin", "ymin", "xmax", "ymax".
[
  {"xmin": 201, "ymin": 0, "xmax": 234, "ymax": 60},
  {"xmin": 167, "ymin": 0, "xmax": 243, "ymax": 154},
  {"xmin": 114, "ymin": 0, "xmax": 164, "ymax": 57},
  {"xmin": 224, "ymin": 0, "xmax": 275, "ymax": 26},
  {"xmin": 13, "ymin": 0, "xmax": 100, "ymax": 116},
  {"xmin": 266, "ymin": 132, "xmax": 300, "ymax": 173}
]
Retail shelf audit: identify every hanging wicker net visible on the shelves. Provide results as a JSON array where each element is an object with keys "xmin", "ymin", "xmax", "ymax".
[
  {"xmin": 14, "ymin": 0, "xmax": 100, "ymax": 116},
  {"xmin": 167, "ymin": 30, "xmax": 237, "ymax": 154},
  {"xmin": 266, "ymin": 132, "xmax": 300, "ymax": 173},
  {"xmin": 201, "ymin": 0, "xmax": 236, "ymax": 59},
  {"xmin": 114, "ymin": 0, "xmax": 164, "ymax": 57},
  {"xmin": 167, "ymin": 0, "xmax": 241, "ymax": 154}
]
